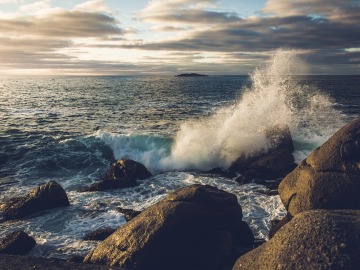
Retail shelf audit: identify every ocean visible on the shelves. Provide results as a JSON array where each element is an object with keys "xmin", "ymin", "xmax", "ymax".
[{"xmin": 0, "ymin": 51, "xmax": 359, "ymax": 259}]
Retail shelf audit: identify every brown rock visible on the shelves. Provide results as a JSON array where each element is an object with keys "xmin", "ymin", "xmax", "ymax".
[
  {"xmin": 116, "ymin": 207, "xmax": 141, "ymax": 222},
  {"xmin": 3, "ymin": 181, "xmax": 70, "ymax": 220},
  {"xmin": 84, "ymin": 185, "xmax": 253, "ymax": 270},
  {"xmin": 233, "ymin": 210, "xmax": 360, "ymax": 270},
  {"xmin": 84, "ymin": 159, "xmax": 152, "ymax": 192},
  {"xmin": 279, "ymin": 118, "xmax": 360, "ymax": 216},
  {"xmin": 229, "ymin": 125, "xmax": 295, "ymax": 181},
  {"xmin": 0, "ymin": 230, "xmax": 36, "ymax": 255},
  {"xmin": 268, "ymin": 213, "xmax": 292, "ymax": 239}
]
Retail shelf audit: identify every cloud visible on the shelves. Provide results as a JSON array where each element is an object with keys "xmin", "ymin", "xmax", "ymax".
[
  {"xmin": 0, "ymin": 10, "xmax": 123, "ymax": 38},
  {"xmin": 75, "ymin": 0, "xmax": 111, "ymax": 13},
  {"xmin": 140, "ymin": 0, "xmax": 239, "ymax": 25},
  {"xmin": 18, "ymin": 0, "xmax": 51, "ymax": 15},
  {"xmin": 262, "ymin": 0, "xmax": 358, "ymax": 18},
  {"xmin": 0, "ymin": 0, "xmax": 22, "ymax": 3},
  {"xmin": 0, "ymin": 1, "xmax": 129, "ymax": 74},
  {"xmin": 1, "ymin": 0, "xmax": 360, "ymax": 75},
  {"xmin": 123, "ymin": 0, "xmax": 360, "ymax": 73}
]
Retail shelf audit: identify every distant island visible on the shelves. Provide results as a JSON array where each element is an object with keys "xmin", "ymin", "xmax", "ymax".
[{"xmin": 175, "ymin": 73, "xmax": 208, "ymax": 77}]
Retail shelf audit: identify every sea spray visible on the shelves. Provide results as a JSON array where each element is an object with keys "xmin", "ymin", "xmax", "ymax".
[
  {"xmin": 160, "ymin": 49, "xmax": 344, "ymax": 170},
  {"xmin": 97, "ymin": 50, "xmax": 344, "ymax": 171}
]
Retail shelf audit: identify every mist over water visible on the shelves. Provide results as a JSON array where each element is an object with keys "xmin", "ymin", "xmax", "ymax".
[{"xmin": 159, "ymin": 49, "xmax": 344, "ymax": 170}]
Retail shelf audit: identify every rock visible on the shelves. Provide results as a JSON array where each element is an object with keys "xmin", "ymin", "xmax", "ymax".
[
  {"xmin": 248, "ymin": 149, "xmax": 296, "ymax": 178},
  {"xmin": 84, "ymin": 159, "xmax": 152, "ymax": 192},
  {"xmin": 105, "ymin": 159, "xmax": 152, "ymax": 181},
  {"xmin": 83, "ymin": 228, "xmax": 117, "ymax": 241},
  {"xmin": 279, "ymin": 118, "xmax": 360, "ymax": 216},
  {"xmin": 0, "ymin": 197, "xmax": 22, "ymax": 212},
  {"xmin": 264, "ymin": 124, "xmax": 294, "ymax": 153},
  {"xmin": 233, "ymin": 209, "xmax": 360, "ymax": 270},
  {"xmin": 3, "ymin": 181, "xmax": 70, "ymax": 220},
  {"xmin": 0, "ymin": 230, "xmax": 36, "ymax": 255},
  {"xmin": 203, "ymin": 168, "xmax": 237, "ymax": 178},
  {"xmin": 229, "ymin": 125, "xmax": 295, "ymax": 181},
  {"xmin": 268, "ymin": 213, "xmax": 292, "ymax": 239},
  {"xmin": 175, "ymin": 73, "xmax": 208, "ymax": 77},
  {"xmin": 228, "ymin": 153, "xmax": 262, "ymax": 173},
  {"xmin": 116, "ymin": 207, "xmax": 141, "ymax": 222},
  {"xmin": 84, "ymin": 184, "xmax": 254, "ymax": 270},
  {"xmin": 235, "ymin": 150, "xmax": 297, "ymax": 185}
]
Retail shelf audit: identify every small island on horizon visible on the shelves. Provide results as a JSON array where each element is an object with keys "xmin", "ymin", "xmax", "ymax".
[{"xmin": 175, "ymin": 73, "xmax": 208, "ymax": 77}]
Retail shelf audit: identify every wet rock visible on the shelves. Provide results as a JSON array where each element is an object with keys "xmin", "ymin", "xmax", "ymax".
[
  {"xmin": 233, "ymin": 209, "xmax": 360, "ymax": 270},
  {"xmin": 229, "ymin": 125, "xmax": 295, "ymax": 181},
  {"xmin": 203, "ymin": 168, "xmax": 237, "ymax": 178},
  {"xmin": 2, "ymin": 181, "xmax": 70, "ymax": 220},
  {"xmin": 279, "ymin": 118, "xmax": 360, "ymax": 216},
  {"xmin": 247, "ymin": 149, "xmax": 297, "ymax": 178},
  {"xmin": 264, "ymin": 124, "xmax": 294, "ymax": 153},
  {"xmin": 105, "ymin": 159, "xmax": 152, "ymax": 181},
  {"xmin": 116, "ymin": 207, "xmax": 141, "ymax": 222},
  {"xmin": 235, "ymin": 150, "xmax": 296, "ymax": 185},
  {"xmin": 84, "ymin": 159, "xmax": 152, "ymax": 192},
  {"xmin": 83, "ymin": 228, "xmax": 117, "ymax": 241},
  {"xmin": 0, "ymin": 230, "xmax": 36, "ymax": 255},
  {"xmin": 84, "ymin": 184, "xmax": 254, "ymax": 270}
]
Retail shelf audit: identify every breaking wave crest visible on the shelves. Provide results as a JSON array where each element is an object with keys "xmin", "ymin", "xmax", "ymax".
[
  {"xmin": 100, "ymin": 50, "xmax": 344, "ymax": 171},
  {"xmin": 161, "ymin": 49, "xmax": 344, "ymax": 170}
]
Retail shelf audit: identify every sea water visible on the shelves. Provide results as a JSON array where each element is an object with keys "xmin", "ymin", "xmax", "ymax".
[{"xmin": 0, "ymin": 50, "xmax": 359, "ymax": 259}]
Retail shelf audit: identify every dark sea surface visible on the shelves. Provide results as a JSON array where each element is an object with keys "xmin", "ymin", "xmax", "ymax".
[{"xmin": 0, "ymin": 74, "xmax": 359, "ymax": 259}]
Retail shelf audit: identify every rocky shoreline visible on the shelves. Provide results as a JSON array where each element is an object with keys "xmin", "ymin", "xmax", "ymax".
[{"xmin": 1, "ymin": 118, "xmax": 359, "ymax": 269}]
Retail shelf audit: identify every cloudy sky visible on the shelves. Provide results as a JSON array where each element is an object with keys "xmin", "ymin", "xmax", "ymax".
[{"xmin": 0, "ymin": 0, "xmax": 359, "ymax": 75}]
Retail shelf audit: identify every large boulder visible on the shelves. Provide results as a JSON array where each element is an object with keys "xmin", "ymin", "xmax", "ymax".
[
  {"xmin": 85, "ymin": 159, "xmax": 152, "ymax": 191},
  {"xmin": 233, "ymin": 209, "xmax": 360, "ymax": 270},
  {"xmin": 84, "ymin": 185, "xmax": 254, "ymax": 270},
  {"xmin": 2, "ymin": 181, "xmax": 70, "ymax": 220},
  {"xmin": 229, "ymin": 125, "xmax": 295, "ymax": 181},
  {"xmin": 0, "ymin": 230, "xmax": 36, "ymax": 255},
  {"xmin": 279, "ymin": 118, "xmax": 360, "ymax": 216}
]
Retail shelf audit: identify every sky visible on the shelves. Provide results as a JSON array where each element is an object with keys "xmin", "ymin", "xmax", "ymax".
[{"xmin": 0, "ymin": 0, "xmax": 359, "ymax": 75}]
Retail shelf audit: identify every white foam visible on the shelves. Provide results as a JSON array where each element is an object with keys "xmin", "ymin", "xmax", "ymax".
[
  {"xmin": 159, "ymin": 49, "xmax": 344, "ymax": 171},
  {"xmin": 97, "ymin": 50, "xmax": 343, "ymax": 172}
]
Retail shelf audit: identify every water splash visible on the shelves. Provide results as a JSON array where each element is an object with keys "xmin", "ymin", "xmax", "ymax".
[{"xmin": 160, "ymin": 49, "xmax": 344, "ymax": 170}]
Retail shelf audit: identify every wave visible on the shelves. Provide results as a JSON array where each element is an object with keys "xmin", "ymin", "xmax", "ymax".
[
  {"xmin": 161, "ymin": 49, "xmax": 344, "ymax": 170},
  {"xmin": 99, "ymin": 49, "xmax": 344, "ymax": 172},
  {"xmin": 97, "ymin": 132, "xmax": 172, "ymax": 171}
]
